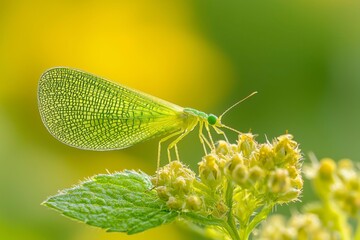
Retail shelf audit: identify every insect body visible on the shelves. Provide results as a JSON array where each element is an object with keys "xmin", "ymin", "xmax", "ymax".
[{"xmin": 38, "ymin": 67, "xmax": 251, "ymax": 167}]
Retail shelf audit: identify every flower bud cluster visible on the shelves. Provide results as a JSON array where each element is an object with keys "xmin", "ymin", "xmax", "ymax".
[
  {"xmin": 306, "ymin": 158, "xmax": 360, "ymax": 218},
  {"xmin": 151, "ymin": 161, "xmax": 203, "ymax": 211},
  {"xmin": 199, "ymin": 133, "xmax": 303, "ymax": 203},
  {"xmin": 153, "ymin": 133, "xmax": 303, "ymax": 219},
  {"xmin": 259, "ymin": 157, "xmax": 360, "ymax": 239},
  {"xmin": 257, "ymin": 213, "xmax": 334, "ymax": 240},
  {"xmin": 335, "ymin": 159, "xmax": 360, "ymax": 217}
]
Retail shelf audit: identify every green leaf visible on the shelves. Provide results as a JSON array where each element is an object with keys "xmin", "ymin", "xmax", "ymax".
[
  {"xmin": 182, "ymin": 212, "xmax": 224, "ymax": 227},
  {"xmin": 43, "ymin": 170, "xmax": 177, "ymax": 234}
]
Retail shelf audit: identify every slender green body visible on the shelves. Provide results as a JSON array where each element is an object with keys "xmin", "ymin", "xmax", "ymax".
[{"xmin": 38, "ymin": 67, "xmax": 212, "ymax": 151}]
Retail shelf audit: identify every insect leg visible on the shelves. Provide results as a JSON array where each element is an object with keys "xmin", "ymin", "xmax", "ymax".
[
  {"xmin": 212, "ymin": 126, "xmax": 229, "ymax": 142},
  {"xmin": 174, "ymin": 144, "xmax": 180, "ymax": 162},
  {"xmin": 158, "ymin": 129, "xmax": 185, "ymax": 169},
  {"xmin": 166, "ymin": 133, "xmax": 190, "ymax": 161},
  {"xmin": 204, "ymin": 123, "xmax": 217, "ymax": 148},
  {"xmin": 198, "ymin": 121, "xmax": 212, "ymax": 154},
  {"xmin": 166, "ymin": 120, "xmax": 200, "ymax": 161}
]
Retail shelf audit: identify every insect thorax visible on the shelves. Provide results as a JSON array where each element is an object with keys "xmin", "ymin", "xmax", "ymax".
[
  {"xmin": 183, "ymin": 108, "xmax": 208, "ymax": 119},
  {"xmin": 183, "ymin": 108, "xmax": 219, "ymax": 126}
]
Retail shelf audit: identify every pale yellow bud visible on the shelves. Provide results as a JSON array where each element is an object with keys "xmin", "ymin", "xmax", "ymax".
[
  {"xmin": 248, "ymin": 166, "xmax": 264, "ymax": 183},
  {"xmin": 232, "ymin": 164, "xmax": 248, "ymax": 185},
  {"xmin": 278, "ymin": 188, "xmax": 301, "ymax": 202},
  {"xmin": 199, "ymin": 154, "xmax": 222, "ymax": 187},
  {"xmin": 173, "ymin": 176, "xmax": 188, "ymax": 192},
  {"xmin": 216, "ymin": 140, "xmax": 230, "ymax": 156},
  {"xmin": 318, "ymin": 158, "xmax": 336, "ymax": 181},
  {"xmin": 238, "ymin": 133, "xmax": 257, "ymax": 158},
  {"xmin": 268, "ymin": 169, "xmax": 291, "ymax": 194},
  {"xmin": 258, "ymin": 144, "xmax": 275, "ymax": 169},
  {"xmin": 156, "ymin": 186, "xmax": 170, "ymax": 200},
  {"xmin": 166, "ymin": 196, "xmax": 183, "ymax": 210},
  {"xmin": 186, "ymin": 195, "xmax": 202, "ymax": 211}
]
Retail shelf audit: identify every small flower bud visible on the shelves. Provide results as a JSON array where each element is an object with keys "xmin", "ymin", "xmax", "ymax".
[
  {"xmin": 232, "ymin": 164, "xmax": 248, "ymax": 185},
  {"xmin": 238, "ymin": 133, "xmax": 257, "ymax": 158},
  {"xmin": 248, "ymin": 166, "xmax": 264, "ymax": 183},
  {"xmin": 338, "ymin": 159, "xmax": 353, "ymax": 169},
  {"xmin": 173, "ymin": 176, "xmax": 188, "ymax": 192},
  {"xmin": 342, "ymin": 194, "xmax": 360, "ymax": 217},
  {"xmin": 277, "ymin": 188, "xmax": 301, "ymax": 202},
  {"xmin": 157, "ymin": 169, "xmax": 171, "ymax": 185},
  {"xmin": 287, "ymin": 166, "xmax": 300, "ymax": 178},
  {"xmin": 156, "ymin": 186, "xmax": 170, "ymax": 200},
  {"xmin": 268, "ymin": 169, "xmax": 291, "ymax": 194},
  {"xmin": 337, "ymin": 159, "xmax": 357, "ymax": 184},
  {"xmin": 318, "ymin": 158, "xmax": 336, "ymax": 181},
  {"xmin": 230, "ymin": 144, "xmax": 238, "ymax": 153},
  {"xmin": 216, "ymin": 140, "xmax": 230, "ymax": 156},
  {"xmin": 185, "ymin": 195, "xmax": 202, "ymax": 211},
  {"xmin": 166, "ymin": 196, "xmax": 183, "ymax": 210},
  {"xmin": 258, "ymin": 144, "xmax": 275, "ymax": 169},
  {"xmin": 291, "ymin": 176, "xmax": 303, "ymax": 189},
  {"xmin": 199, "ymin": 154, "xmax": 222, "ymax": 187},
  {"xmin": 273, "ymin": 134, "xmax": 301, "ymax": 166},
  {"xmin": 226, "ymin": 153, "xmax": 244, "ymax": 174},
  {"xmin": 170, "ymin": 160, "xmax": 184, "ymax": 171},
  {"xmin": 212, "ymin": 201, "xmax": 228, "ymax": 218}
]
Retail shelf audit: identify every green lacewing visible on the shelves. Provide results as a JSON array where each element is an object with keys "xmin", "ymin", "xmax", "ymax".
[{"xmin": 38, "ymin": 67, "xmax": 255, "ymax": 166}]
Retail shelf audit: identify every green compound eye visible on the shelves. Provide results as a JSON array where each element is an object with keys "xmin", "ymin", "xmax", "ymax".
[{"xmin": 207, "ymin": 114, "xmax": 218, "ymax": 125}]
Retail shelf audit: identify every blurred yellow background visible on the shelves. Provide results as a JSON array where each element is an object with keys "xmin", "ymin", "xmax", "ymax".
[{"xmin": 1, "ymin": 0, "xmax": 359, "ymax": 239}]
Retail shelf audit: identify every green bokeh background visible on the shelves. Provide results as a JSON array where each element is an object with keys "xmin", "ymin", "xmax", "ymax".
[{"xmin": 1, "ymin": 0, "xmax": 359, "ymax": 239}]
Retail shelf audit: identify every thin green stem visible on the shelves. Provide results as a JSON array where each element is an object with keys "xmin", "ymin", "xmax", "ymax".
[
  {"xmin": 223, "ymin": 221, "xmax": 241, "ymax": 240},
  {"xmin": 323, "ymin": 200, "xmax": 351, "ymax": 240},
  {"xmin": 242, "ymin": 203, "xmax": 273, "ymax": 239},
  {"xmin": 181, "ymin": 212, "xmax": 239, "ymax": 240},
  {"xmin": 225, "ymin": 180, "xmax": 240, "ymax": 240}
]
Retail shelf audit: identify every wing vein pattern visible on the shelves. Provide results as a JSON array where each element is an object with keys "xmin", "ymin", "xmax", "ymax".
[{"xmin": 38, "ymin": 67, "xmax": 186, "ymax": 150}]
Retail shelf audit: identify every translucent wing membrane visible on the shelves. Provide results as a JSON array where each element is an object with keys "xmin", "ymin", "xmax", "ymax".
[{"xmin": 38, "ymin": 67, "xmax": 186, "ymax": 150}]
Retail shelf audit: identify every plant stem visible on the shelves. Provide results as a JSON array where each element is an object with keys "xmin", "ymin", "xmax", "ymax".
[
  {"xmin": 225, "ymin": 180, "xmax": 241, "ymax": 240},
  {"xmin": 324, "ymin": 200, "xmax": 351, "ymax": 240},
  {"xmin": 242, "ymin": 203, "xmax": 273, "ymax": 239}
]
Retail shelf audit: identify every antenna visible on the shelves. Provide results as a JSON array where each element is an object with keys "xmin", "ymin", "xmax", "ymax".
[
  {"xmin": 221, "ymin": 124, "xmax": 241, "ymax": 134},
  {"xmin": 219, "ymin": 91, "xmax": 258, "ymax": 120}
]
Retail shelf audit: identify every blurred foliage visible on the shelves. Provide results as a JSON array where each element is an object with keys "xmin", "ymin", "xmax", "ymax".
[
  {"xmin": 0, "ymin": 0, "xmax": 359, "ymax": 239},
  {"xmin": 257, "ymin": 157, "xmax": 360, "ymax": 239}
]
